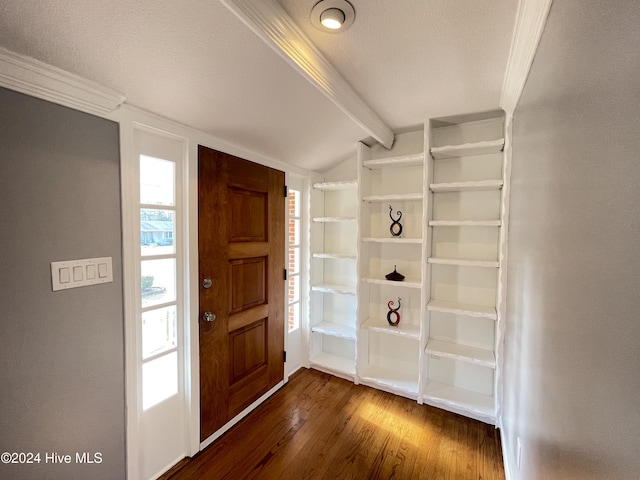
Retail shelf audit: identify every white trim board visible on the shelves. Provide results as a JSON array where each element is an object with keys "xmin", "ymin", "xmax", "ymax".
[
  {"xmin": 0, "ymin": 46, "xmax": 125, "ymax": 117},
  {"xmin": 220, "ymin": 0, "xmax": 394, "ymax": 149},
  {"xmin": 500, "ymin": 0, "xmax": 553, "ymax": 114}
]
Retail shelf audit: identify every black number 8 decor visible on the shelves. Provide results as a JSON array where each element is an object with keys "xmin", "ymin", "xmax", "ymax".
[
  {"xmin": 387, "ymin": 297, "xmax": 401, "ymax": 326},
  {"xmin": 389, "ymin": 205, "xmax": 403, "ymax": 237}
]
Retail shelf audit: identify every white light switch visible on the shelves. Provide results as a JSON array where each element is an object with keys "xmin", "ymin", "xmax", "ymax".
[
  {"xmin": 98, "ymin": 263, "xmax": 108, "ymax": 278},
  {"xmin": 59, "ymin": 267, "xmax": 70, "ymax": 284},
  {"xmin": 86, "ymin": 264, "xmax": 96, "ymax": 280},
  {"xmin": 51, "ymin": 257, "xmax": 113, "ymax": 291}
]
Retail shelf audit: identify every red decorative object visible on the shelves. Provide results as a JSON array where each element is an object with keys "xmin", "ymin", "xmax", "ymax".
[{"xmin": 387, "ymin": 297, "xmax": 401, "ymax": 326}]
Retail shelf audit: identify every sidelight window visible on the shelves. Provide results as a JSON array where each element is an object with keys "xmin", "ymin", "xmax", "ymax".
[
  {"xmin": 139, "ymin": 154, "xmax": 180, "ymax": 410},
  {"xmin": 287, "ymin": 188, "xmax": 302, "ymax": 331}
]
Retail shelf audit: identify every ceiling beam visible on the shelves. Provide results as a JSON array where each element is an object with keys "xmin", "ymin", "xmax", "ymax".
[{"xmin": 221, "ymin": 0, "xmax": 394, "ymax": 149}]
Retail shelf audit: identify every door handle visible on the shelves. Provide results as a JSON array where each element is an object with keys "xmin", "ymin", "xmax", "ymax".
[
  {"xmin": 202, "ymin": 278, "xmax": 212, "ymax": 289},
  {"xmin": 203, "ymin": 311, "xmax": 216, "ymax": 323}
]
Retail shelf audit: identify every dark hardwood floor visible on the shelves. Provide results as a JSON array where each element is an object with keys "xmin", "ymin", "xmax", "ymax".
[{"xmin": 160, "ymin": 368, "xmax": 505, "ymax": 480}]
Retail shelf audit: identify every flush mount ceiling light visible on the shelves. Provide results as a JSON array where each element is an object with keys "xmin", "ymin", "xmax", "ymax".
[{"xmin": 311, "ymin": 0, "xmax": 355, "ymax": 32}]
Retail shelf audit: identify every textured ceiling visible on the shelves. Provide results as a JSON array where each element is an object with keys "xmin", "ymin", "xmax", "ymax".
[{"xmin": 0, "ymin": 0, "xmax": 517, "ymax": 171}]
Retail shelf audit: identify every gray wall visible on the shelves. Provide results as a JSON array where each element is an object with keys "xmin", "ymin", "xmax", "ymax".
[
  {"xmin": 0, "ymin": 88, "xmax": 125, "ymax": 479},
  {"xmin": 503, "ymin": 1, "xmax": 640, "ymax": 479}
]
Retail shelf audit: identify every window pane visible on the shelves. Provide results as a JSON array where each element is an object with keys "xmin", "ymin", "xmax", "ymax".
[
  {"xmin": 140, "ymin": 155, "xmax": 175, "ymax": 206},
  {"xmin": 141, "ymin": 209, "xmax": 175, "ymax": 256},
  {"xmin": 142, "ymin": 306, "xmax": 177, "ymax": 359},
  {"xmin": 142, "ymin": 351, "xmax": 178, "ymax": 410},
  {"xmin": 288, "ymin": 218, "xmax": 300, "ymax": 246},
  {"xmin": 288, "ymin": 302, "xmax": 300, "ymax": 332},
  {"xmin": 141, "ymin": 258, "xmax": 176, "ymax": 307},
  {"xmin": 288, "ymin": 189, "xmax": 300, "ymax": 217},
  {"xmin": 288, "ymin": 247, "xmax": 300, "ymax": 275},
  {"xmin": 288, "ymin": 274, "xmax": 300, "ymax": 304}
]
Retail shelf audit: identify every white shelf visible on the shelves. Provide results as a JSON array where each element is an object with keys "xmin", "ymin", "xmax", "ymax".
[
  {"xmin": 310, "ymin": 352, "xmax": 356, "ymax": 376},
  {"xmin": 312, "ymin": 216, "xmax": 357, "ymax": 223},
  {"xmin": 362, "ymin": 237, "xmax": 422, "ymax": 244},
  {"xmin": 362, "ymin": 193, "xmax": 423, "ymax": 202},
  {"xmin": 423, "ymin": 381, "xmax": 495, "ymax": 419},
  {"xmin": 430, "ymin": 179, "xmax": 503, "ymax": 192},
  {"xmin": 312, "ymin": 252, "xmax": 357, "ymax": 260},
  {"xmin": 427, "ymin": 299, "xmax": 497, "ymax": 320},
  {"xmin": 311, "ymin": 283, "xmax": 357, "ymax": 296},
  {"xmin": 361, "ymin": 318, "xmax": 420, "ymax": 339},
  {"xmin": 425, "ymin": 339, "xmax": 496, "ymax": 368},
  {"xmin": 312, "ymin": 321, "xmax": 356, "ymax": 340},
  {"xmin": 363, "ymin": 153, "xmax": 425, "ymax": 169},
  {"xmin": 362, "ymin": 277, "xmax": 422, "ymax": 289},
  {"xmin": 427, "ymin": 257, "xmax": 500, "ymax": 268},
  {"xmin": 313, "ymin": 180, "xmax": 358, "ymax": 191},
  {"xmin": 429, "ymin": 220, "xmax": 501, "ymax": 227},
  {"xmin": 359, "ymin": 365, "xmax": 419, "ymax": 396},
  {"xmin": 430, "ymin": 139, "xmax": 504, "ymax": 159}
]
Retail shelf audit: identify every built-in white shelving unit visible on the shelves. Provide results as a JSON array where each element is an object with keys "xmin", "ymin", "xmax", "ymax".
[
  {"xmin": 422, "ymin": 112, "xmax": 507, "ymax": 424},
  {"xmin": 307, "ymin": 111, "xmax": 510, "ymax": 426},
  {"xmin": 309, "ymin": 158, "xmax": 359, "ymax": 380},
  {"xmin": 356, "ymin": 130, "xmax": 426, "ymax": 401}
]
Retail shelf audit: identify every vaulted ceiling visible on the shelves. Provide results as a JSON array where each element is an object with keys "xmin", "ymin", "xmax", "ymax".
[{"xmin": 0, "ymin": 0, "xmax": 517, "ymax": 171}]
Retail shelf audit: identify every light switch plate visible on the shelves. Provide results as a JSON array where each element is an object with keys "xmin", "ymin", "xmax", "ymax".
[{"xmin": 51, "ymin": 257, "xmax": 113, "ymax": 291}]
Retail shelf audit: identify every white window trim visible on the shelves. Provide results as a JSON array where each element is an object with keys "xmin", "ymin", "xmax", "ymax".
[{"xmin": 119, "ymin": 115, "xmax": 193, "ymax": 478}]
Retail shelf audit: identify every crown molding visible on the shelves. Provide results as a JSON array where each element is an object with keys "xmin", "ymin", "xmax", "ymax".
[
  {"xmin": 500, "ymin": 0, "xmax": 553, "ymax": 114},
  {"xmin": 0, "ymin": 47, "xmax": 125, "ymax": 117},
  {"xmin": 221, "ymin": 0, "xmax": 394, "ymax": 149}
]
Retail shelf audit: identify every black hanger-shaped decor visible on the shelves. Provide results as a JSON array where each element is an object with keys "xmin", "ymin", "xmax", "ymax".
[{"xmin": 389, "ymin": 205, "xmax": 403, "ymax": 237}]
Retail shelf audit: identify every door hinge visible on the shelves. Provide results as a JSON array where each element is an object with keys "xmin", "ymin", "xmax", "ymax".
[
  {"xmin": 284, "ymin": 185, "xmax": 288, "ymax": 197},
  {"xmin": 284, "ymin": 268, "xmax": 288, "ymax": 280},
  {"xmin": 284, "ymin": 351, "xmax": 287, "ymax": 362}
]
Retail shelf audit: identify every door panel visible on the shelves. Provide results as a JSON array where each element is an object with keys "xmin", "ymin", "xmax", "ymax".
[
  {"xmin": 229, "ymin": 257, "xmax": 266, "ymax": 313},
  {"xmin": 198, "ymin": 146, "xmax": 285, "ymax": 441},
  {"xmin": 229, "ymin": 189, "xmax": 267, "ymax": 241},
  {"xmin": 230, "ymin": 319, "xmax": 267, "ymax": 382}
]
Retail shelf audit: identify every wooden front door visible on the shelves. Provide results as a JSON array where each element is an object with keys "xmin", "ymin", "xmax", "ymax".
[{"xmin": 198, "ymin": 145, "xmax": 285, "ymax": 440}]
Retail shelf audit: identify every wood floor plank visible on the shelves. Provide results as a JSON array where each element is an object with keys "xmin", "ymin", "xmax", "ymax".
[{"xmin": 160, "ymin": 369, "xmax": 505, "ymax": 480}]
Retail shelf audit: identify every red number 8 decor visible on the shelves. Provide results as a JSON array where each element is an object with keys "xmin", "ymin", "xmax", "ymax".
[{"xmin": 387, "ymin": 297, "xmax": 401, "ymax": 326}]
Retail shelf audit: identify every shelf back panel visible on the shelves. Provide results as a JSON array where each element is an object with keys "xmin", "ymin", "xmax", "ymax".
[
  {"xmin": 429, "ymin": 312, "xmax": 495, "ymax": 351},
  {"xmin": 430, "ymin": 264, "xmax": 498, "ymax": 307},
  {"xmin": 431, "ymin": 226, "xmax": 500, "ymax": 262},
  {"xmin": 432, "ymin": 190, "xmax": 501, "ymax": 221},
  {"xmin": 433, "ymin": 152, "xmax": 502, "ymax": 184},
  {"xmin": 427, "ymin": 355, "xmax": 494, "ymax": 396},
  {"xmin": 432, "ymin": 117, "xmax": 504, "ymax": 147}
]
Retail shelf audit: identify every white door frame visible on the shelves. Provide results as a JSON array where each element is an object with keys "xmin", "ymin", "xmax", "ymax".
[{"xmin": 117, "ymin": 105, "xmax": 312, "ymax": 477}]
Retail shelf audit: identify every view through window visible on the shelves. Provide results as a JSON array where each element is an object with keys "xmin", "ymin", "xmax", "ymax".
[
  {"xmin": 139, "ymin": 155, "xmax": 179, "ymax": 410},
  {"xmin": 287, "ymin": 189, "xmax": 301, "ymax": 332}
]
